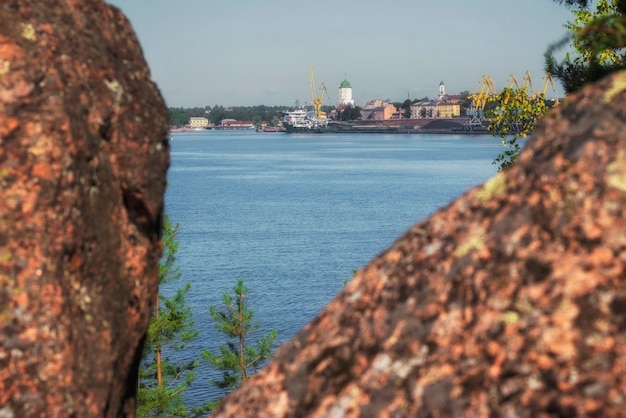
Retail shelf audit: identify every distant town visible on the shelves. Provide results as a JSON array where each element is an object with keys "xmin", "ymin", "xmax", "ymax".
[{"xmin": 170, "ymin": 76, "xmax": 559, "ymax": 134}]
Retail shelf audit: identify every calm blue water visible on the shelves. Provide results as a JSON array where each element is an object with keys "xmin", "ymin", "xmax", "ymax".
[{"xmin": 164, "ymin": 129, "xmax": 502, "ymax": 409}]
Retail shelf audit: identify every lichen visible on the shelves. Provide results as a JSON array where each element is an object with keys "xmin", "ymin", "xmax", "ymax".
[
  {"xmin": 502, "ymin": 310, "xmax": 520, "ymax": 325},
  {"xmin": 607, "ymin": 150, "xmax": 626, "ymax": 193},
  {"xmin": 476, "ymin": 172, "xmax": 506, "ymax": 202},
  {"xmin": 104, "ymin": 79, "xmax": 124, "ymax": 109},
  {"xmin": 454, "ymin": 228, "xmax": 486, "ymax": 258},
  {"xmin": 603, "ymin": 72, "xmax": 626, "ymax": 103},
  {"xmin": 0, "ymin": 61, "xmax": 10, "ymax": 76},
  {"xmin": 20, "ymin": 23, "xmax": 36, "ymax": 41}
]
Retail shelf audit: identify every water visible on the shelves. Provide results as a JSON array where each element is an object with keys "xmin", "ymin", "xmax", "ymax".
[{"xmin": 163, "ymin": 129, "xmax": 502, "ymax": 408}]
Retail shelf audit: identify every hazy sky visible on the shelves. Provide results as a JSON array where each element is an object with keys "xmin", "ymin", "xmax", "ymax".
[{"xmin": 106, "ymin": 0, "xmax": 575, "ymax": 108}]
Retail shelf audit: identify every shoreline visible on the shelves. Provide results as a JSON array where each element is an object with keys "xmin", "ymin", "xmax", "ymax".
[{"xmin": 171, "ymin": 117, "xmax": 494, "ymax": 136}]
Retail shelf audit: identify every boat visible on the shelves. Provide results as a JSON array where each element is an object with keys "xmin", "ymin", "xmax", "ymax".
[
  {"xmin": 282, "ymin": 68, "xmax": 340, "ymax": 134},
  {"xmin": 256, "ymin": 126, "xmax": 283, "ymax": 133},
  {"xmin": 281, "ymin": 108, "xmax": 337, "ymax": 133}
]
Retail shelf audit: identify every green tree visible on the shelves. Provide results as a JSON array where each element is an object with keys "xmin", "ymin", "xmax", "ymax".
[
  {"xmin": 546, "ymin": 0, "xmax": 626, "ymax": 93},
  {"xmin": 458, "ymin": 90, "xmax": 473, "ymax": 115},
  {"xmin": 202, "ymin": 280, "xmax": 277, "ymax": 398},
  {"xmin": 204, "ymin": 105, "xmax": 285, "ymax": 125},
  {"xmin": 168, "ymin": 107, "xmax": 190, "ymax": 127},
  {"xmin": 339, "ymin": 104, "xmax": 362, "ymax": 121},
  {"xmin": 207, "ymin": 105, "xmax": 228, "ymax": 125},
  {"xmin": 487, "ymin": 86, "xmax": 549, "ymax": 170},
  {"xmin": 400, "ymin": 99, "xmax": 412, "ymax": 118},
  {"xmin": 168, "ymin": 107, "xmax": 208, "ymax": 128},
  {"xmin": 321, "ymin": 104, "xmax": 335, "ymax": 117},
  {"xmin": 138, "ymin": 216, "xmax": 209, "ymax": 417},
  {"xmin": 271, "ymin": 115, "xmax": 282, "ymax": 127}
]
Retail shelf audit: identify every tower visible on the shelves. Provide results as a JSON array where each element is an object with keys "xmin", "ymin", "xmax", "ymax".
[
  {"xmin": 337, "ymin": 78, "xmax": 355, "ymax": 107},
  {"xmin": 438, "ymin": 81, "xmax": 446, "ymax": 100}
]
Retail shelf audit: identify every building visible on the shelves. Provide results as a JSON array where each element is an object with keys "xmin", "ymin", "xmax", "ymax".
[
  {"xmin": 189, "ymin": 117, "xmax": 209, "ymax": 129},
  {"xmin": 437, "ymin": 81, "xmax": 465, "ymax": 105},
  {"xmin": 410, "ymin": 100, "xmax": 461, "ymax": 119},
  {"xmin": 410, "ymin": 81, "xmax": 461, "ymax": 119},
  {"xmin": 434, "ymin": 101, "xmax": 461, "ymax": 118},
  {"xmin": 218, "ymin": 119, "xmax": 255, "ymax": 129},
  {"xmin": 337, "ymin": 78, "xmax": 355, "ymax": 107},
  {"xmin": 361, "ymin": 99, "xmax": 397, "ymax": 121}
]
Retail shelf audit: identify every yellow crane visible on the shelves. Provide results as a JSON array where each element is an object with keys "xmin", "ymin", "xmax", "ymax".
[
  {"xmin": 469, "ymin": 75, "xmax": 496, "ymax": 112},
  {"xmin": 503, "ymin": 74, "xmax": 519, "ymax": 104},
  {"xmin": 503, "ymin": 71, "xmax": 533, "ymax": 104},
  {"xmin": 507, "ymin": 73, "xmax": 520, "ymax": 89},
  {"xmin": 467, "ymin": 75, "xmax": 496, "ymax": 129},
  {"xmin": 310, "ymin": 66, "xmax": 330, "ymax": 119},
  {"xmin": 535, "ymin": 72, "xmax": 559, "ymax": 106},
  {"xmin": 522, "ymin": 70, "xmax": 533, "ymax": 93}
]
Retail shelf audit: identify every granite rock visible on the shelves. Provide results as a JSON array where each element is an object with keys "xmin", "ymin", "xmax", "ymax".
[{"xmin": 0, "ymin": 1, "xmax": 169, "ymax": 417}]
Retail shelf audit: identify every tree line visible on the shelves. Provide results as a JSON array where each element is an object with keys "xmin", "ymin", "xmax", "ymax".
[
  {"xmin": 168, "ymin": 105, "xmax": 284, "ymax": 128},
  {"xmin": 168, "ymin": 104, "xmax": 356, "ymax": 128}
]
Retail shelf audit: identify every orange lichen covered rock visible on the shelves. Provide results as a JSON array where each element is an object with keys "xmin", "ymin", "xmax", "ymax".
[
  {"xmin": 212, "ymin": 72, "xmax": 626, "ymax": 417},
  {"xmin": 0, "ymin": 1, "xmax": 169, "ymax": 417}
]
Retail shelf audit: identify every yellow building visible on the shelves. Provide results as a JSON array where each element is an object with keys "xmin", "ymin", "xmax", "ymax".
[
  {"xmin": 435, "ymin": 102, "xmax": 461, "ymax": 118},
  {"xmin": 189, "ymin": 117, "xmax": 209, "ymax": 129},
  {"xmin": 410, "ymin": 81, "xmax": 462, "ymax": 119},
  {"xmin": 410, "ymin": 100, "xmax": 460, "ymax": 119}
]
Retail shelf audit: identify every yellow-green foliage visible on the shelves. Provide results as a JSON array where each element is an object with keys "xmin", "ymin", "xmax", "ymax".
[{"xmin": 488, "ymin": 86, "xmax": 549, "ymax": 170}]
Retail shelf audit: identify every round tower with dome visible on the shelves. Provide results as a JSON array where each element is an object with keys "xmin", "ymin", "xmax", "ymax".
[{"xmin": 337, "ymin": 77, "xmax": 355, "ymax": 107}]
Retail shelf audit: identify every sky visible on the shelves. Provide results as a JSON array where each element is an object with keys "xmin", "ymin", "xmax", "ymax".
[{"xmin": 106, "ymin": 0, "xmax": 576, "ymax": 108}]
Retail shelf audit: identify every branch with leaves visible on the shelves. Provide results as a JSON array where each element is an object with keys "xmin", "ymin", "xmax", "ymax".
[
  {"xmin": 546, "ymin": 0, "xmax": 626, "ymax": 93},
  {"xmin": 487, "ymin": 86, "xmax": 550, "ymax": 170}
]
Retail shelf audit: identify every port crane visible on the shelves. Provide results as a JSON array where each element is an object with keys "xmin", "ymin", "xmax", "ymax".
[
  {"xmin": 507, "ymin": 73, "xmax": 520, "ymax": 89},
  {"xmin": 467, "ymin": 75, "xmax": 496, "ymax": 130},
  {"xmin": 535, "ymin": 73, "xmax": 559, "ymax": 106},
  {"xmin": 503, "ymin": 71, "xmax": 533, "ymax": 104},
  {"xmin": 310, "ymin": 66, "xmax": 330, "ymax": 119},
  {"xmin": 502, "ymin": 74, "xmax": 519, "ymax": 105}
]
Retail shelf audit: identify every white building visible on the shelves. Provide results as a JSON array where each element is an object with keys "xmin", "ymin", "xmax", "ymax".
[
  {"xmin": 337, "ymin": 78, "xmax": 355, "ymax": 107},
  {"xmin": 438, "ymin": 81, "xmax": 446, "ymax": 100}
]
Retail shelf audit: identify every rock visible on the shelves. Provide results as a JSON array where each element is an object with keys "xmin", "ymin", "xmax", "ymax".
[
  {"xmin": 212, "ymin": 72, "xmax": 626, "ymax": 417},
  {"xmin": 0, "ymin": 1, "xmax": 169, "ymax": 417}
]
